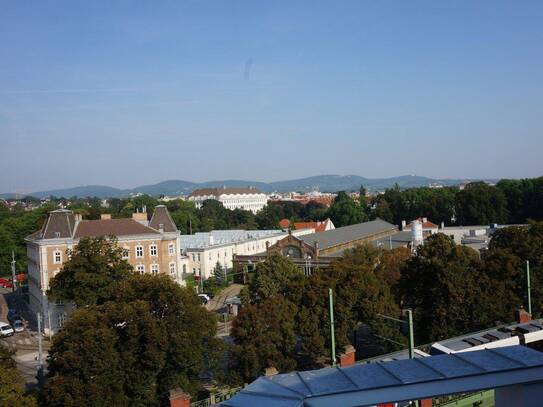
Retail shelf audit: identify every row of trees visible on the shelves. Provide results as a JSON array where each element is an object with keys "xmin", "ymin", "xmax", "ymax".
[
  {"xmin": 227, "ymin": 222, "xmax": 543, "ymax": 384},
  {"xmin": 372, "ymin": 177, "xmax": 543, "ymax": 226},
  {"xmin": 227, "ymin": 247, "xmax": 409, "ymax": 383}
]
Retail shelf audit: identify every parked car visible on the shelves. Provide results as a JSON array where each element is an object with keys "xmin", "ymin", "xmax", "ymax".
[
  {"xmin": 0, "ymin": 278, "xmax": 13, "ymax": 289},
  {"xmin": 198, "ymin": 293, "xmax": 211, "ymax": 305},
  {"xmin": 0, "ymin": 322, "xmax": 14, "ymax": 337},
  {"xmin": 11, "ymin": 319, "xmax": 24, "ymax": 333},
  {"xmin": 7, "ymin": 309, "xmax": 20, "ymax": 324}
]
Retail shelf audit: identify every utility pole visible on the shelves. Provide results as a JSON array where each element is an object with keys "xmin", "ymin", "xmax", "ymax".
[
  {"xmin": 37, "ymin": 312, "xmax": 44, "ymax": 383},
  {"xmin": 407, "ymin": 309, "xmax": 414, "ymax": 359},
  {"xmin": 329, "ymin": 288, "xmax": 336, "ymax": 367},
  {"xmin": 527, "ymin": 260, "xmax": 532, "ymax": 315},
  {"xmin": 11, "ymin": 251, "xmax": 16, "ymax": 293}
]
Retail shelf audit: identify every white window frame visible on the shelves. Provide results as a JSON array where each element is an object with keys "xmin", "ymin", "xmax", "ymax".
[
  {"xmin": 151, "ymin": 264, "xmax": 159, "ymax": 276},
  {"xmin": 136, "ymin": 264, "xmax": 145, "ymax": 275},
  {"xmin": 135, "ymin": 245, "xmax": 144, "ymax": 258},
  {"xmin": 122, "ymin": 247, "xmax": 130, "ymax": 260},
  {"xmin": 53, "ymin": 250, "xmax": 62, "ymax": 264},
  {"xmin": 169, "ymin": 262, "xmax": 176, "ymax": 275},
  {"xmin": 168, "ymin": 243, "xmax": 175, "ymax": 256},
  {"xmin": 150, "ymin": 244, "xmax": 158, "ymax": 257},
  {"xmin": 57, "ymin": 312, "xmax": 68, "ymax": 329}
]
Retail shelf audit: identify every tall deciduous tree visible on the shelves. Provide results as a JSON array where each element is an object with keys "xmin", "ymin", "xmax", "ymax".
[
  {"xmin": 42, "ymin": 275, "xmax": 220, "ymax": 406},
  {"xmin": 0, "ymin": 345, "xmax": 37, "ymax": 407},
  {"xmin": 400, "ymin": 234, "xmax": 487, "ymax": 343},
  {"xmin": 47, "ymin": 237, "xmax": 133, "ymax": 307},
  {"xmin": 455, "ymin": 182, "xmax": 508, "ymax": 225}
]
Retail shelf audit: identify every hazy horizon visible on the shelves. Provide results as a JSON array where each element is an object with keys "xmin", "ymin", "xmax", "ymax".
[{"xmin": 2, "ymin": 1, "xmax": 543, "ymax": 192}]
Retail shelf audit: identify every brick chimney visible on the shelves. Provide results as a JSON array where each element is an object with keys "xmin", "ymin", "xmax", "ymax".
[
  {"xmin": 263, "ymin": 366, "xmax": 278, "ymax": 376},
  {"xmin": 339, "ymin": 345, "xmax": 356, "ymax": 367},
  {"xmin": 169, "ymin": 389, "xmax": 191, "ymax": 407},
  {"xmin": 515, "ymin": 308, "xmax": 531, "ymax": 324},
  {"xmin": 100, "ymin": 214, "xmax": 111, "ymax": 220},
  {"xmin": 132, "ymin": 211, "xmax": 148, "ymax": 226}
]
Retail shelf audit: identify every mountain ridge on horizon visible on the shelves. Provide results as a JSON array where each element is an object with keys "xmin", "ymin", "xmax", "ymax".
[{"xmin": 1, "ymin": 174, "xmax": 498, "ymax": 199}]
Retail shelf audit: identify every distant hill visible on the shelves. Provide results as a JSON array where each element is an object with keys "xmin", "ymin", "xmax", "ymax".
[{"xmin": 1, "ymin": 174, "xmax": 496, "ymax": 199}]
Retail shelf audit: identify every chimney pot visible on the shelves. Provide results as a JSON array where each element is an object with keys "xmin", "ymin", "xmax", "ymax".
[
  {"xmin": 169, "ymin": 389, "xmax": 191, "ymax": 407},
  {"xmin": 339, "ymin": 345, "xmax": 356, "ymax": 367},
  {"xmin": 515, "ymin": 308, "xmax": 531, "ymax": 324}
]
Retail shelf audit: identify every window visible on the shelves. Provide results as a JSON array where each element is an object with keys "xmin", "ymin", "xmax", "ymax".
[
  {"xmin": 169, "ymin": 262, "xmax": 176, "ymax": 275},
  {"xmin": 57, "ymin": 312, "xmax": 67, "ymax": 329},
  {"xmin": 168, "ymin": 243, "xmax": 175, "ymax": 256},
  {"xmin": 150, "ymin": 244, "xmax": 157, "ymax": 256},
  {"xmin": 151, "ymin": 264, "xmax": 159, "ymax": 276},
  {"xmin": 122, "ymin": 248, "xmax": 129, "ymax": 259},
  {"xmin": 197, "ymin": 253, "xmax": 201, "ymax": 262},
  {"xmin": 136, "ymin": 265, "xmax": 145, "ymax": 275},
  {"xmin": 192, "ymin": 253, "xmax": 195, "ymax": 261},
  {"xmin": 53, "ymin": 250, "xmax": 62, "ymax": 264},
  {"xmin": 192, "ymin": 268, "xmax": 196, "ymax": 274},
  {"xmin": 136, "ymin": 245, "xmax": 144, "ymax": 258}
]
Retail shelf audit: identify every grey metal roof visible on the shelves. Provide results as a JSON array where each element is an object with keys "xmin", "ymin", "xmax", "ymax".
[
  {"xmin": 223, "ymin": 346, "xmax": 543, "ymax": 407},
  {"xmin": 300, "ymin": 219, "xmax": 398, "ymax": 251},
  {"xmin": 431, "ymin": 320, "xmax": 543, "ymax": 353}
]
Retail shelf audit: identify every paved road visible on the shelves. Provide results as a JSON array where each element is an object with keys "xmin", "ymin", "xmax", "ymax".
[{"xmin": 206, "ymin": 284, "xmax": 243, "ymax": 313}]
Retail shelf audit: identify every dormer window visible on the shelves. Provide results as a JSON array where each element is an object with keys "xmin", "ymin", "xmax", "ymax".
[
  {"xmin": 55, "ymin": 232, "xmax": 61, "ymax": 238},
  {"xmin": 53, "ymin": 250, "xmax": 62, "ymax": 264}
]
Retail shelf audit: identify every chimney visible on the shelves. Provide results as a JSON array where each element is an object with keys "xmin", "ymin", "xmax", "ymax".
[
  {"xmin": 422, "ymin": 217, "xmax": 428, "ymax": 223},
  {"xmin": 515, "ymin": 308, "xmax": 531, "ymax": 324},
  {"xmin": 159, "ymin": 223, "xmax": 164, "ymax": 233},
  {"xmin": 169, "ymin": 389, "xmax": 191, "ymax": 407},
  {"xmin": 74, "ymin": 213, "xmax": 83, "ymax": 222},
  {"xmin": 263, "ymin": 366, "xmax": 278, "ymax": 376},
  {"xmin": 132, "ymin": 212, "xmax": 148, "ymax": 226},
  {"xmin": 209, "ymin": 235, "xmax": 214, "ymax": 245},
  {"xmin": 401, "ymin": 220, "xmax": 406, "ymax": 230},
  {"xmin": 100, "ymin": 214, "xmax": 111, "ymax": 220},
  {"xmin": 265, "ymin": 241, "xmax": 270, "ymax": 255},
  {"xmin": 339, "ymin": 345, "xmax": 356, "ymax": 367}
]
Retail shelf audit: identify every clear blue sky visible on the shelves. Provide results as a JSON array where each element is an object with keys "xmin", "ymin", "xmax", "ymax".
[{"xmin": 1, "ymin": 1, "xmax": 542, "ymax": 193}]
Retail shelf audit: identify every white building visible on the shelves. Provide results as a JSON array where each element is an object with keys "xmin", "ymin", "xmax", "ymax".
[
  {"xmin": 187, "ymin": 187, "xmax": 268, "ymax": 214},
  {"xmin": 180, "ymin": 228, "xmax": 314, "ymax": 280}
]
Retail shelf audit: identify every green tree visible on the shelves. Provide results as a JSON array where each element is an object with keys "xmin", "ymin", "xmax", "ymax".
[
  {"xmin": 400, "ymin": 234, "xmax": 487, "ymax": 343},
  {"xmin": 455, "ymin": 182, "xmax": 508, "ymax": 225},
  {"xmin": 248, "ymin": 253, "xmax": 304, "ymax": 304},
  {"xmin": 47, "ymin": 237, "xmax": 133, "ymax": 307},
  {"xmin": 327, "ymin": 192, "xmax": 367, "ymax": 227},
  {"xmin": 0, "ymin": 345, "xmax": 37, "ymax": 406},
  {"xmin": 229, "ymin": 297, "xmax": 298, "ymax": 383},
  {"xmin": 42, "ymin": 275, "xmax": 220, "ymax": 406}
]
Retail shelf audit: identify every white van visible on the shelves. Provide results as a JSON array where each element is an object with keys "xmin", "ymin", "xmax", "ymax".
[{"xmin": 0, "ymin": 321, "xmax": 14, "ymax": 337}]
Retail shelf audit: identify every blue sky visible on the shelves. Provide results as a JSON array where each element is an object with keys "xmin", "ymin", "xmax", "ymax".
[{"xmin": 1, "ymin": 1, "xmax": 542, "ymax": 193}]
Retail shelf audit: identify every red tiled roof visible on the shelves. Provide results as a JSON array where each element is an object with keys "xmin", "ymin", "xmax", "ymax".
[
  {"xmin": 294, "ymin": 219, "xmax": 331, "ymax": 233},
  {"xmin": 74, "ymin": 218, "xmax": 160, "ymax": 238},
  {"xmin": 279, "ymin": 219, "xmax": 291, "ymax": 229},
  {"xmin": 404, "ymin": 218, "xmax": 439, "ymax": 230}
]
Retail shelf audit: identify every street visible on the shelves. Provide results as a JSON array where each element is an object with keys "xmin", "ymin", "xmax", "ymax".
[{"xmin": 0, "ymin": 286, "xmax": 48, "ymax": 387}]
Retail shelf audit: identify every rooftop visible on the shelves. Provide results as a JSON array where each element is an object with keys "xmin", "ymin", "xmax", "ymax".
[
  {"xmin": 189, "ymin": 187, "xmax": 264, "ymax": 198},
  {"xmin": 300, "ymin": 219, "xmax": 398, "ymax": 250},
  {"xmin": 223, "ymin": 346, "xmax": 543, "ymax": 407}
]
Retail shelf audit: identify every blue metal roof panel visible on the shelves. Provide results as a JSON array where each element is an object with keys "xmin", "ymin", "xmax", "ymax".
[{"xmin": 224, "ymin": 346, "xmax": 543, "ymax": 406}]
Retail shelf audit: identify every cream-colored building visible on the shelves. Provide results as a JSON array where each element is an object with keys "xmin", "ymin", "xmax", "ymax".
[
  {"xmin": 25, "ymin": 205, "xmax": 188, "ymax": 334},
  {"xmin": 180, "ymin": 228, "xmax": 314, "ymax": 281},
  {"xmin": 187, "ymin": 187, "xmax": 268, "ymax": 214}
]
